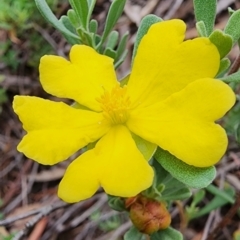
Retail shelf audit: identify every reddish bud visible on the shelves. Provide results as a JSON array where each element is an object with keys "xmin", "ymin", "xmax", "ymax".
[{"xmin": 126, "ymin": 195, "xmax": 171, "ymax": 235}]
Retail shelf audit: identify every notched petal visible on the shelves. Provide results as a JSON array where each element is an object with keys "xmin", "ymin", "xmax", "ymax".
[{"xmin": 13, "ymin": 96, "xmax": 109, "ymax": 165}]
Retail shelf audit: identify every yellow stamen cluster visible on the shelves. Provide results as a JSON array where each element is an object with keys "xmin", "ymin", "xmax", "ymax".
[{"xmin": 97, "ymin": 84, "xmax": 131, "ymax": 124}]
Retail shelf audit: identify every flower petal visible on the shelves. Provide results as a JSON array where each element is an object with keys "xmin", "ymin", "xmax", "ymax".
[
  {"xmin": 40, "ymin": 45, "xmax": 118, "ymax": 111},
  {"xmin": 13, "ymin": 96, "xmax": 110, "ymax": 165},
  {"xmin": 127, "ymin": 79, "xmax": 235, "ymax": 167},
  {"xmin": 127, "ymin": 20, "xmax": 220, "ymax": 108},
  {"xmin": 99, "ymin": 125, "xmax": 154, "ymax": 196},
  {"xmin": 58, "ymin": 150, "xmax": 100, "ymax": 202},
  {"xmin": 58, "ymin": 125, "xmax": 154, "ymax": 202}
]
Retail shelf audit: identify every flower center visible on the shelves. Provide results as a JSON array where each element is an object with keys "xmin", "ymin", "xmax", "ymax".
[{"xmin": 97, "ymin": 84, "xmax": 131, "ymax": 124}]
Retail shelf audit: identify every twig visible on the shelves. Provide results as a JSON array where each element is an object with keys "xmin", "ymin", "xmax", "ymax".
[
  {"xmin": 201, "ymin": 211, "xmax": 216, "ymax": 240},
  {"xmin": 228, "ymin": 54, "xmax": 240, "ymax": 75},
  {"xmin": 0, "ymin": 201, "xmax": 68, "ymax": 226},
  {"xmin": 206, "ymin": 192, "xmax": 240, "ymax": 240},
  {"xmin": 164, "ymin": 0, "xmax": 184, "ymax": 20},
  {"xmin": 75, "ymin": 211, "xmax": 123, "ymax": 240},
  {"xmin": 41, "ymin": 194, "xmax": 101, "ymax": 240},
  {"xmin": 28, "ymin": 217, "xmax": 48, "ymax": 240},
  {"xmin": 109, "ymin": 221, "xmax": 132, "ymax": 240},
  {"xmin": 69, "ymin": 194, "xmax": 107, "ymax": 228},
  {"xmin": 95, "ymin": 220, "xmax": 132, "ymax": 240},
  {"xmin": 11, "ymin": 201, "xmax": 69, "ymax": 240}
]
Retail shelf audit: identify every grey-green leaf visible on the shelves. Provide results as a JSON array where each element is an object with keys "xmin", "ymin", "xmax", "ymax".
[
  {"xmin": 106, "ymin": 31, "xmax": 119, "ymax": 49},
  {"xmin": 59, "ymin": 16, "xmax": 80, "ymax": 45},
  {"xmin": 99, "ymin": 0, "xmax": 126, "ymax": 46},
  {"xmin": 193, "ymin": 0, "xmax": 217, "ymax": 36},
  {"xmin": 217, "ymin": 58, "xmax": 231, "ymax": 77},
  {"xmin": 196, "ymin": 21, "xmax": 207, "ymax": 37},
  {"xmin": 209, "ymin": 30, "xmax": 233, "ymax": 58},
  {"xmin": 89, "ymin": 19, "xmax": 98, "ymax": 34},
  {"xmin": 107, "ymin": 195, "xmax": 126, "ymax": 212},
  {"xmin": 87, "ymin": 0, "xmax": 97, "ymax": 24},
  {"xmin": 120, "ymin": 74, "xmax": 130, "ymax": 86},
  {"xmin": 104, "ymin": 48, "xmax": 117, "ymax": 59},
  {"xmin": 67, "ymin": 9, "xmax": 79, "ymax": 28},
  {"xmin": 150, "ymin": 227, "xmax": 183, "ymax": 240},
  {"xmin": 155, "ymin": 148, "xmax": 216, "ymax": 189},
  {"xmin": 220, "ymin": 70, "xmax": 240, "ymax": 83},
  {"xmin": 69, "ymin": 0, "xmax": 89, "ymax": 29},
  {"xmin": 124, "ymin": 226, "xmax": 147, "ymax": 240},
  {"xmin": 114, "ymin": 49, "xmax": 128, "ymax": 69},
  {"xmin": 152, "ymin": 160, "xmax": 192, "ymax": 201},
  {"xmin": 115, "ymin": 32, "xmax": 129, "ymax": 60},
  {"xmin": 35, "ymin": 0, "xmax": 80, "ymax": 40},
  {"xmin": 132, "ymin": 133, "xmax": 157, "ymax": 161},
  {"xmin": 60, "ymin": 15, "xmax": 76, "ymax": 34},
  {"xmin": 132, "ymin": 14, "xmax": 162, "ymax": 64},
  {"xmin": 189, "ymin": 186, "xmax": 235, "ymax": 220},
  {"xmin": 225, "ymin": 9, "xmax": 240, "ymax": 44}
]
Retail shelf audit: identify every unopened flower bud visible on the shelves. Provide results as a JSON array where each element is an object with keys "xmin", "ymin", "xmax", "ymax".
[{"xmin": 126, "ymin": 195, "xmax": 171, "ymax": 234}]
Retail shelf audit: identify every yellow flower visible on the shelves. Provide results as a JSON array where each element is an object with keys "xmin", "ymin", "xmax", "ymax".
[{"xmin": 13, "ymin": 20, "xmax": 235, "ymax": 203}]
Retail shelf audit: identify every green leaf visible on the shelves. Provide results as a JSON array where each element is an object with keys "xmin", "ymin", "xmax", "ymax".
[
  {"xmin": 209, "ymin": 30, "xmax": 233, "ymax": 58},
  {"xmin": 120, "ymin": 74, "xmax": 130, "ymax": 86},
  {"xmin": 107, "ymin": 195, "xmax": 126, "ymax": 211},
  {"xmin": 236, "ymin": 123, "xmax": 240, "ymax": 144},
  {"xmin": 104, "ymin": 48, "xmax": 117, "ymax": 59},
  {"xmin": 155, "ymin": 148, "xmax": 216, "ymax": 189},
  {"xmin": 206, "ymin": 184, "xmax": 235, "ymax": 204},
  {"xmin": 67, "ymin": 9, "xmax": 80, "ymax": 28},
  {"xmin": 196, "ymin": 21, "xmax": 207, "ymax": 37},
  {"xmin": 106, "ymin": 31, "xmax": 119, "ymax": 49},
  {"xmin": 99, "ymin": 0, "xmax": 126, "ymax": 47},
  {"xmin": 0, "ymin": 88, "xmax": 7, "ymax": 104},
  {"xmin": 60, "ymin": 16, "xmax": 76, "ymax": 34},
  {"xmin": 191, "ymin": 189, "xmax": 205, "ymax": 206},
  {"xmin": 89, "ymin": 19, "xmax": 98, "ymax": 34},
  {"xmin": 152, "ymin": 160, "xmax": 192, "ymax": 201},
  {"xmin": 220, "ymin": 70, "xmax": 240, "ymax": 83},
  {"xmin": 189, "ymin": 186, "xmax": 235, "ymax": 220},
  {"xmin": 216, "ymin": 58, "xmax": 231, "ymax": 77},
  {"xmin": 114, "ymin": 49, "xmax": 128, "ymax": 69},
  {"xmin": 124, "ymin": 226, "xmax": 147, "ymax": 240},
  {"xmin": 69, "ymin": 0, "xmax": 89, "ymax": 29},
  {"xmin": 225, "ymin": 9, "xmax": 240, "ymax": 44},
  {"xmin": 59, "ymin": 16, "xmax": 80, "ymax": 45},
  {"xmin": 193, "ymin": 0, "xmax": 217, "ymax": 36},
  {"xmin": 150, "ymin": 227, "xmax": 183, "ymax": 240},
  {"xmin": 115, "ymin": 31, "xmax": 129, "ymax": 60},
  {"xmin": 132, "ymin": 14, "xmax": 162, "ymax": 64},
  {"xmin": 87, "ymin": 0, "xmax": 97, "ymax": 24},
  {"xmin": 35, "ymin": 0, "xmax": 80, "ymax": 40},
  {"xmin": 77, "ymin": 27, "xmax": 94, "ymax": 47},
  {"xmin": 131, "ymin": 134, "xmax": 157, "ymax": 161}
]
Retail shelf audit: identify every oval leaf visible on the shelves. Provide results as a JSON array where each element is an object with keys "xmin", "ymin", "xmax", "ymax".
[
  {"xmin": 220, "ymin": 70, "xmax": 240, "ymax": 83},
  {"xmin": 193, "ymin": 0, "xmax": 217, "ymax": 36},
  {"xmin": 150, "ymin": 227, "xmax": 183, "ymax": 240},
  {"xmin": 99, "ymin": 0, "xmax": 126, "ymax": 46},
  {"xmin": 209, "ymin": 30, "xmax": 233, "ymax": 58},
  {"xmin": 69, "ymin": 0, "xmax": 89, "ymax": 29},
  {"xmin": 225, "ymin": 9, "xmax": 240, "ymax": 44},
  {"xmin": 216, "ymin": 58, "xmax": 231, "ymax": 77},
  {"xmin": 35, "ymin": 0, "xmax": 80, "ymax": 40},
  {"xmin": 196, "ymin": 21, "xmax": 207, "ymax": 37},
  {"xmin": 124, "ymin": 226, "xmax": 147, "ymax": 240},
  {"xmin": 154, "ymin": 148, "xmax": 216, "ymax": 189},
  {"xmin": 131, "ymin": 133, "xmax": 157, "ymax": 161},
  {"xmin": 152, "ymin": 160, "xmax": 192, "ymax": 201}
]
